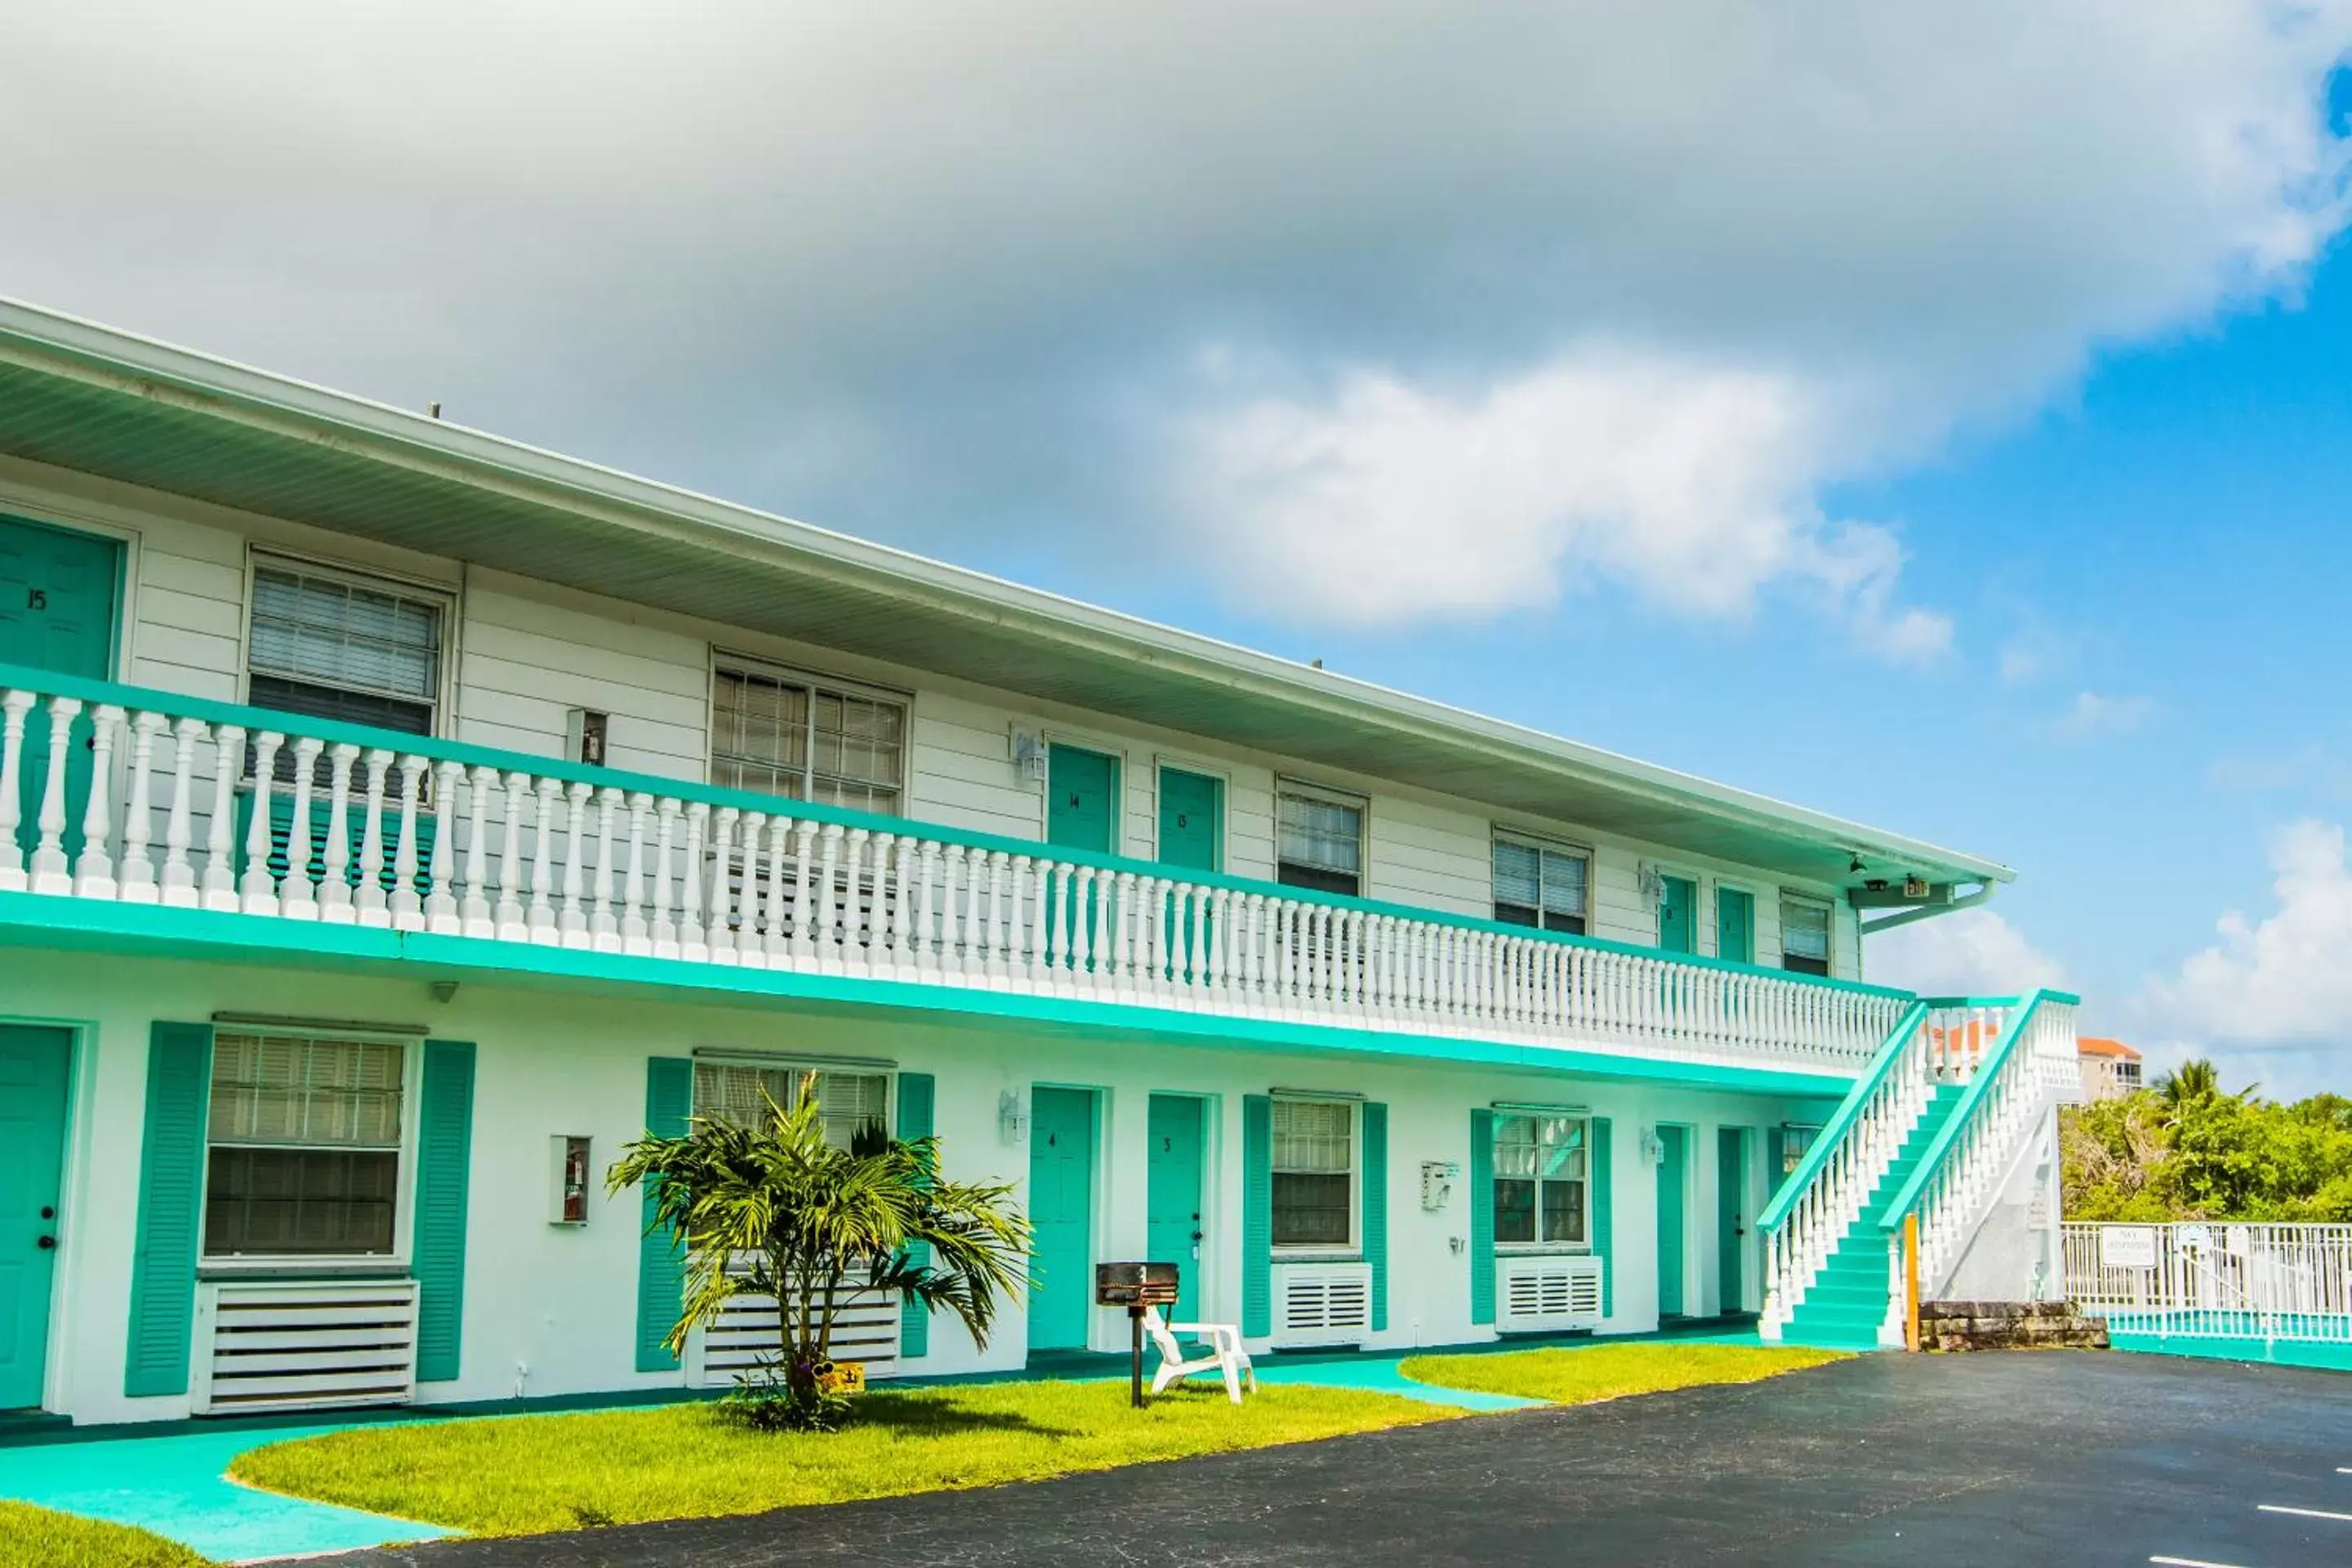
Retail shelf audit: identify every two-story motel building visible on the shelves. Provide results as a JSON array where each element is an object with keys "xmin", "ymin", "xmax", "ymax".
[{"xmin": 0, "ymin": 300, "xmax": 2080, "ymax": 1426}]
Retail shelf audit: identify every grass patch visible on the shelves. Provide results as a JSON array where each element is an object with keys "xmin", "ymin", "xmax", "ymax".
[
  {"xmin": 0, "ymin": 1502, "xmax": 210, "ymax": 1568},
  {"xmin": 232, "ymin": 1380, "xmax": 1458, "ymax": 1536},
  {"xmin": 1401, "ymin": 1341, "xmax": 1847, "ymax": 1405}
]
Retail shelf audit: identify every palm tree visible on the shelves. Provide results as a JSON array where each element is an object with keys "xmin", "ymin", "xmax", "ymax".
[
  {"xmin": 609, "ymin": 1086, "xmax": 1030, "ymax": 1428},
  {"xmin": 2154, "ymin": 1058, "xmax": 2222, "ymax": 1112}
]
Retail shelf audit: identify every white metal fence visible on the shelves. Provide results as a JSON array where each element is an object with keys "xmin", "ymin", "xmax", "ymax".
[{"xmin": 2063, "ymin": 1222, "xmax": 2352, "ymax": 1345}]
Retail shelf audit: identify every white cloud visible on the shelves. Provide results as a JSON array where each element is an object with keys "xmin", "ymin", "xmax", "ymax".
[
  {"xmin": 2044, "ymin": 691, "xmax": 2159, "ymax": 741},
  {"xmin": 2, "ymin": 2, "xmax": 2349, "ymax": 647},
  {"xmin": 2154, "ymin": 818, "xmax": 2352, "ymax": 1045},
  {"xmin": 1866, "ymin": 908, "xmax": 2070, "ymax": 999}
]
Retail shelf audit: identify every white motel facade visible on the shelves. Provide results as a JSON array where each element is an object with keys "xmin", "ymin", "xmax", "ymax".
[{"xmin": 0, "ymin": 300, "xmax": 2082, "ymax": 1428}]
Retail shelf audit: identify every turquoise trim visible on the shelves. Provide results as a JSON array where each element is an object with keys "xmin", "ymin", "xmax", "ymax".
[
  {"xmin": 0, "ymin": 893, "xmax": 1862, "ymax": 1096},
  {"xmin": 0, "ymin": 657, "xmax": 1912, "ymax": 1004},
  {"xmin": 1756, "ymin": 1000, "xmax": 1928, "ymax": 1234},
  {"xmin": 412, "ymin": 1040, "xmax": 475, "ymax": 1383},
  {"xmin": 1241, "ymin": 1096, "xmax": 1272, "ymax": 1338},
  {"xmin": 1363, "ymin": 1101, "xmax": 1389, "ymax": 1333},
  {"xmin": 1875, "ymin": 989, "xmax": 2065, "ymax": 1232},
  {"xmin": 1468, "ymin": 1108, "xmax": 1495, "ymax": 1325},
  {"xmin": 125, "ymin": 1022, "xmax": 212, "ymax": 1399},
  {"xmin": 634, "ymin": 1058, "xmax": 693, "ymax": 1374},
  {"xmin": 895, "ymin": 1071, "xmax": 937, "ymax": 1359}
]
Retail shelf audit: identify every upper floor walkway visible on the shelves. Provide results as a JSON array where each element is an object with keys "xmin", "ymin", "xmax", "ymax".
[{"xmin": 0, "ymin": 657, "xmax": 1913, "ymax": 1089}]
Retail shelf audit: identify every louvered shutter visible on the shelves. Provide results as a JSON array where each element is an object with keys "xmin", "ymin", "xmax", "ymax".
[
  {"xmin": 1363, "ymin": 1102, "xmax": 1389, "ymax": 1332},
  {"xmin": 635, "ymin": 1057, "xmax": 694, "ymax": 1373},
  {"xmin": 125, "ymin": 1022, "xmax": 213, "ymax": 1398},
  {"xmin": 412, "ymin": 1040, "xmax": 475, "ymax": 1383},
  {"xmin": 1469, "ymin": 1107, "xmax": 1496, "ymax": 1325},
  {"xmin": 1241, "ymin": 1095, "xmax": 1272, "ymax": 1338},
  {"xmin": 896, "ymin": 1071, "xmax": 937, "ymax": 1359}
]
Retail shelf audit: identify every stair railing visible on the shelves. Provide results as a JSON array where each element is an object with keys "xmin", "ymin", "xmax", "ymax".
[{"xmin": 1874, "ymin": 989, "xmax": 2081, "ymax": 1344}]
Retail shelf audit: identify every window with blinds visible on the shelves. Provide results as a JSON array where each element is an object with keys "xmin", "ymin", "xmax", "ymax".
[
  {"xmin": 693, "ymin": 1062, "xmax": 890, "ymax": 1150},
  {"xmin": 1781, "ymin": 896, "xmax": 1833, "ymax": 977},
  {"xmin": 1493, "ymin": 1113, "xmax": 1588, "ymax": 1247},
  {"xmin": 710, "ymin": 660, "xmax": 906, "ymax": 815},
  {"xmin": 247, "ymin": 562, "xmax": 445, "ymax": 735},
  {"xmin": 1276, "ymin": 782, "xmax": 1365, "ymax": 898},
  {"xmin": 1492, "ymin": 837, "xmax": 1589, "ymax": 934},
  {"xmin": 1272, "ymin": 1098, "xmax": 1355, "ymax": 1249},
  {"xmin": 203, "ymin": 1032, "xmax": 407, "ymax": 1258}
]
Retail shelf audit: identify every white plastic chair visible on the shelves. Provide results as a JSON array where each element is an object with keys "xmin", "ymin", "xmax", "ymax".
[{"xmin": 1143, "ymin": 1305, "xmax": 1256, "ymax": 1403}]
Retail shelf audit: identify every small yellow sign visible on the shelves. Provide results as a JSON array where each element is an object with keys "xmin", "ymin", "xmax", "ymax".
[{"xmin": 817, "ymin": 1361, "xmax": 867, "ymax": 1396}]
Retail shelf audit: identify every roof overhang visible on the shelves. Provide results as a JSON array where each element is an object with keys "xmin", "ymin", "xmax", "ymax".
[{"xmin": 0, "ymin": 297, "xmax": 2011, "ymax": 890}]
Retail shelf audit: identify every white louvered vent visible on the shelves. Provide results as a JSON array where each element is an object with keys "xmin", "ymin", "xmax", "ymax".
[
  {"xmin": 1497, "ymin": 1254, "xmax": 1604, "ymax": 1333},
  {"xmin": 192, "ymin": 1279, "xmax": 419, "ymax": 1415},
  {"xmin": 1272, "ymin": 1263, "xmax": 1373, "ymax": 1348},
  {"xmin": 691, "ymin": 1287, "xmax": 902, "ymax": 1388}
]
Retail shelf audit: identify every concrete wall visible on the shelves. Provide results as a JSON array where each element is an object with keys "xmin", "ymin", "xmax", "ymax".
[
  {"xmin": 1942, "ymin": 1107, "xmax": 2065, "ymax": 1303},
  {"xmin": 11, "ymin": 946, "xmax": 1831, "ymax": 1426}
]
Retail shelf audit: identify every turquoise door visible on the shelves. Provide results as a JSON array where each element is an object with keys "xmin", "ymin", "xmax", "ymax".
[
  {"xmin": 0, "ymin": 517, "xmax": 121, "ymax": 863},
  {"xmin": 1027, "ymin": 1086, "xmax": 1097, "ymax": 1351},
  {"xmin": 1157, "ymin": 768, "xmax": 1221, "ymax": 872},
  {"xmin": 1717, "ymin": 1127, "xmax": 1751, "ymax": 1315},
  {"xmin": 0, "ymin": 1026, "xmax": 70, "ymax": 1409},
  {"xmin": 1658, "ymin": 875, "xmax": 1697, "ymax": 955},
  {"xmin": 1047, "ymin": 745, "xmax": 1118, "ymax": 854},
  {"xmin": 1655, "ymin": 1125, "xmax": 1688, "ymax": 1318},
  {"xmin": 1146, "ymin": 1095, "xmax": 1206, "ymax": 1323},
  {"xmin": 1717, "ymin": 888, "xmax": 1754, "ymax": 965}
]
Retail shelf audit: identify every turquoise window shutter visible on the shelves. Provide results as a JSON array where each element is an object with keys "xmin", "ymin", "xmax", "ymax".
[
  {"xmin": 412, "ymin": 1040, "xmax": 476, "ymax": 1383},
  {"xmin": 1468, "ymin": 1107, "xmax": 1495, "ymax": 1325},
  {"xmin": 1592, "ymin": 1116, "xmax": 1615, "ymax": 1318},
  {"xmin": 1241, "ymin": 1095, "xmax": 1272, "ymax": 1338},
  {"xmin": 895, "ymin": 1071, "xmax": 937, "ymax": 1360},
  {"xmin": 125, "ymin": 1022, "xmax": 212, "ymax": 1399},
  {"xmin": 1363, "ymin": 1101, "xmax": 1389, "ymax": 1332},
  {"xmin": 635, "ymin": 1057, "xmax": 694, "ymax": 1373}
]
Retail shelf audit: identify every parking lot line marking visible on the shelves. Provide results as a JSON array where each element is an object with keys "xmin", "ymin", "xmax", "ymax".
[
  {"xmin": 2151, "ymin": 1556, "xmax": 2251, "ymax": 1567},
  {"xmin": 2259, "ymin": 1504, "xmax": 2352, "ymax": 1522}
]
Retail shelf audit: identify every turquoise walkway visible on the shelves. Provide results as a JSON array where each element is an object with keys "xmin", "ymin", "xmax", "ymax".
[
  {"xmin": 0, "ymin": 1326, "xmax": 1775, "ymax": 1561},
  {"xmin": 0, "ymin": 1419, "xmax": 452, "ymax": 1561},
  {"xmin": 2110, "ymin": 1333, "xmax": 2352, "ymax": 1374}
]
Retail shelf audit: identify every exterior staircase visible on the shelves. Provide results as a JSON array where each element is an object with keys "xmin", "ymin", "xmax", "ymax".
[{"xmin": 1780, "ymin": 1084, "xmax": 1964, "ymax": 1350}]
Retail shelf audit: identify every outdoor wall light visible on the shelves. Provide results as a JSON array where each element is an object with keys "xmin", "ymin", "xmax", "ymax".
[
  {"xmin": 999, "ymin": 1088, "xmax": 1030, "ymax": 1147},
  {"xmin": 1639, "ymin": 1126, "xmax": 1666, "ymax": 1165}
]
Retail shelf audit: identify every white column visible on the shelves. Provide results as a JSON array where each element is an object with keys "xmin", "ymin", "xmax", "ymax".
[
  {"xmin": 590, "ymin": 786, "xmax": 622, "ymax": 952},
  {"xmin": 788, "ymin": 817, "xmax": 820, "ymax": 963},
  {"xmin": 160, "ymin": 715, "xmax": 205, "ymax": 907},
  {"xmin": 621, "ymin": 792, "xmax": 654, "ymax": 955},
  {"xmin": 528, "ymin": 775, "xmax": 562, "ymax": 945},
  {"xmin": 354, "ymin": 750, "xmax": 393, "ymax": 926},
  {"xmin": 913, "ymin": 839, "xmax": 940, "ymax": 974},
  {"xmin": 117, "ymin": 710, "xmax": 166, "ymax": 903},
  {"xmin": 705, "ymin": 805, "xmax": 739, "ymax": 965},
  {"xmin": 816, "ymin": 822, "xmax": 846, "ymax": 972},
  {"xmin": 649, "ymin": 797, "xmax": 682, "ymax": 958},
  {"xmin": 762, "ymin": 815, "xmax": 795, "ymax": 967},
  {"xmin": 390, "ymin": 755, "xmax": 427, "ymax": 929},
  {"xmin": 0, "ymin": 689, "xmax": 32, "ymax": 892},
  {"xmin": 67, "ymin": 702, "xmax": 123, "ymax": 899},
  {"xmin": 460, "ymin": 764, "xmax": 497, "ymax": 938},
  {"xmin": 425, "ymin": 758, "xmax": 465, "ymax": 933},
  {"xmin": 493, "ymin": 770, "xmax": 529, "ymax": 942},
  {"xmin": 278, "ymin": 736, "xmax": 323, "ymax": 920},
  {"xmin": 733, "ymin": 811, "xmax": 768, "ymax": 964},
  {"xmin": 560, "ymin": 780, "xmax": 593, "ymax": 948},
  {"xmin": 318, "ymin": 742, "xmax": 359, "ymax": 924},
  {"xmin": 679, "ymin": 801, "xmax": 710, "ymax": 962},
  {"xmin": 28, "ymin": 695, "xmax": 81, "ymax": 895}
]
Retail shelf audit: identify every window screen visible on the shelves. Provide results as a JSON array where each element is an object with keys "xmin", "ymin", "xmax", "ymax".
[
  {"xmin": 1493, "ymin": 1113, "xmax": 1588, "ymax": 1246},
  {"xmin": 693, "ymin": 1062, "xmax": 890, "ymax": 1150},
  {"xmin": 247, "ymin": 564, "xmax": 443, "ymax": 735},
  {"xmin": 1781, "ymin": 898, "xmax": 1832, "ymax": 977},
  {"xmin": 712, "ymin": 662, "xmax": 905, "ymax": 815},
  {"xmin": 204, "ymin": 1032, "xmax": 405, "ymax": 1258},
  {"xmin": 1276, "ymin": 786, "xmax": 1364, "ymax": 898},
  {"xmin": 1493, "ymin": 840, "xmax": 1588, "ymax": 934},
  {"xmin": 1272, "ymin": 1098, "xmax": 1354, "ymax": 1247}
]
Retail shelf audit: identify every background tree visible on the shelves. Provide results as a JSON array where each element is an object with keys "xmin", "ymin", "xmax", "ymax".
[
  {"xmin": 610, "ymin": 1087, "xmax": 1030, "ymax": 1430},
  {"xmin": 2065, "ymin": 1057, "xmax": 2352, "ymax": 1224}
]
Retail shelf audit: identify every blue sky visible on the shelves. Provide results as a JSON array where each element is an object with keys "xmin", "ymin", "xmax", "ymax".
[{"xmin": 6, "ymin": 4, "xmax": 2352, "ymax": 1090}]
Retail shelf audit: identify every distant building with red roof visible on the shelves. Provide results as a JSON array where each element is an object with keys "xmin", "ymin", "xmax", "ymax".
[{"xmin": 2078, "ymin": 1036, "xmax": 2143, "ymax": 1101}]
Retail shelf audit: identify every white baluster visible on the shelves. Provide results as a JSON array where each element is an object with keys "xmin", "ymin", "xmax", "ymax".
[
  {"xmin": 590, "ymin": 786, "xmax": 622, "ymax": 952},
  {"xmin": 559, "ymin": 780, "xmax": 592, "ymax": 948},
  {"xmin": 874, "ymin": 833, "xmax": 902, "ymax": 975},
  {"xmin": 847, "ymin": 828, "xmax": 877, "ymax": 973},
  {"xmin": 1016, "ymin": 854, "xmax": 1045, "ymax": 987},
  {"xmin": 960, "ymin": 841, "xmax": 988, "ymax": 978},
  {"xmin": 789, "ymin": 818, "xmax": 820, "ymax": 962},
  {"xmin": 354, "ymin": 750, "xmax": 392, "ymax": 926},
  {"xmin": 1065, "ymin": 864, "xmax": 1093, "ymax": 985},
  {"xmin": 0, "ymin": 689, "xmax": 30, "ymax": 892},
  {"xmin": 160, "ymin": 715, "xmax": 204, "ymax": 907},
  {"xmin": 65, "ymin": 702, "xmax": 123, "ymax": 899},
  {"xmin": 277, "ymin": 736, "xmax": 323, "ymax": 920},
  {"xmin": 914, "ymin": 839, "xmax": 940, "ymax": 974},
  {"xmin": 28, "ymin": 695, "xmax": 81, "ymax": 895},
  {"xmin": 704, "ymin": 806, "xmax": 737, "ymax": 964},
  {"xmin": 318, "ymin": 742, "xmax": 358, "ymax": 923},
  {"xmin": 978, "ymin": 848, "xmax": 1006, "ymax": 982},
  {"xmin": 391, "ymin": 755, "xmax": 427, "ymax": 930},
  {"xmin": 679, "ymin": 802, "xmax": 710, "ymax": 961},
  {"xmin": 117, "ymin": 710, "xmax": 166, "ymax": 903},
  {"xmin": 650, "ymin": 798, "xmax": 681, "ymax": 959},
  {"xmin": 461, "ymin": 765, "xmax": 497, "ymax": 938},
  {"xmin": 492, "ymin": 771, "xmax": 528, "ymax": 942},
  {"xmin": 528, "ymin": 775, "xmax": 562, "ymax": 944},
  {"xmin": 763, "ymin": 815, "xmax": 796, "ymax": 967},
  {"xmin": 734, "ymin": 811, "xmax": 768, "ymax": 964},
  {"xmin": 426, "ymin": 759, "xmax": 465, "ymax": 933},
  {"xmin": 234, "ymin": 731, "xmax": 279, "ymax": 913},
  {"xmin": 621, "ymin": 792, "xmax": 653, "ymax": 955},
  {"xmin": 811, "ymin": 822, "xmax": 843, "ymax": 971}
]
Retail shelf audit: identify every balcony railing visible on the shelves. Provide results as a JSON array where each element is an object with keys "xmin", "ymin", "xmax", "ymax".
[{"xmin": 0, "ymin": 661, "xmax": 1909, "ymax": 1075}]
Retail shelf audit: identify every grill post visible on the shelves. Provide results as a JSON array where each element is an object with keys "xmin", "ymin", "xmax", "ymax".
[{"xmin": 1129, "ymin": 1304, "xmax": 1146, "ymax": 1408}]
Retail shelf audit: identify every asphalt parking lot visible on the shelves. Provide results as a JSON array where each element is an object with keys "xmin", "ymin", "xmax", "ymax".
[{"xmin": 327, "ymin": 1352, "xmax": 2352, "ymax": 1567}]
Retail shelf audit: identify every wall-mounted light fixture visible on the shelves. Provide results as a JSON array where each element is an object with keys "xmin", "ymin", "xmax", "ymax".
[
  {"xmin": 1638, "ymin": 1125, "xmax": 1666, "ymax": 1165},
  {"xmin": 998, "ymin": 1088, "xmax": 1030, "ymax": 1147},
  {"xmin": 1010, "ymin": 726, "xmax": 1049, "ymax": 786},
  {"xmin": 550, "ymin": 1136, "xmax": 593, "ymax": 1225}
]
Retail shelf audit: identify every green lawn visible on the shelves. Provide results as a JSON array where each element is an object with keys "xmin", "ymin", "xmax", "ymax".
[
  {"xmin": 232, "ymin": 1381, "xmax": 1459, "ymax": 1536},
  {"xmin": 1401, "ymin": 1341, "xmax": 1848, "ymax": 1404},
  {"xmin": 0, "ymin": 1502, "xmax": 210, "ymax": 1568}
]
